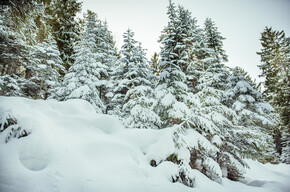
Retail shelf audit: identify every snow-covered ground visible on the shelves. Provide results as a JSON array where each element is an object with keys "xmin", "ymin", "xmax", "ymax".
[{"xmin": 0, "ymin": 97, "xmax": 289, "ymax": 192}]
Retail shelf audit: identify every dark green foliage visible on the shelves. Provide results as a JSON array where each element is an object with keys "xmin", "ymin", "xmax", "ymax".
[
  {"xmin": 257, "ymin": 27, "xmax": 290, "ymax": 128},
  {"xmin": 204, "ymin": 18, "xmax": 228, "ymax": 63},
  {"xmin": 166, "ymin": 154, "xmax": 181, "ymax": 164},
  {"xmin": 257, "ymin": 27, "xmax": 290, "ymax": 163},
  {"xmin": 44, "ymin": 0, "xmax": 82, "ymax": 71},
  {"xmin": 149, "ymin": 52, "xmax": 160, "ymax": 77}
]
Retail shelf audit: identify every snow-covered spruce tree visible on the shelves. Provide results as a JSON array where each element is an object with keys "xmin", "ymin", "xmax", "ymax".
[
  {"xmin": 193, "ymin": 61, "xmax": 248, "ymax": 181},
  {"xmin": 0, "ymin": 5, "xmax": 26, "ymax": 97},
  {"xmin": 233, "ymin": 67, "xmax": 260, "ymax": 91},
  {"xmin": 257, "ymin": 27, "xmax": 290, "ymax": 163},
  {"xmin": 155, "ymin": 2, "xmax": 190, "ymax": 128},
  {"xmin": 110, "ymin": 29, "xmax": 138, "ymax": 116},
  {"xmin": 281, "ymin": 131, "xmax": 290, "ymax": 163},
  {"xmin": 186, "ymin": 17, "xmax": 215, "ymax": 93},
  {"xmin": 0, "ymin": 1, "xmax": 63, "ymax": 99},
  {"xmin": 53, "ymin": 11, "xmax": 104, "ymax": 113},
  {"xmin": 225, "ymin": 67, "xmax": 277, "ymax": 162},
  {"xmin": 44, "ymin": 0, "xmax": 82, "ymax": 72},
  {"xmin": 122, "ymin": 42, "xmax": 160, "ymax": 129},
  {"xmin": 204, "ymin": 18, "xmax": 228, "ymax": 63},
  {"xmin": 152, "ymin": 2, "xmax": 222, "ymax": 186},
  {"xmin": 30, "ymin": 38, "xmax": 65, "ymax": 99},
  {"xmin": 184, "ymin": 14, "xmax": 249, "ymax": 181},
  {"xmin": 18, "ymin": 2, "xmax": 65, "ymax": 99},
  {"xmin": 93, "ymin": 18, "xmax": 118, "ymax": 112},
  {"xmin": 110, "ymin": 29, "xmax": 160, "ymax": 128}
]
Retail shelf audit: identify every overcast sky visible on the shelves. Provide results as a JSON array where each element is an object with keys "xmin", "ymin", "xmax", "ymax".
[{"xmin": 80, "ymin": 0, "xmax": 290, "ymax": 82}]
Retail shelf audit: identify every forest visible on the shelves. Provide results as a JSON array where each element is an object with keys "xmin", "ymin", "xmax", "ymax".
[{"xmin": 0, "ymin": 0, "xmax": 289, "ymax": 191}]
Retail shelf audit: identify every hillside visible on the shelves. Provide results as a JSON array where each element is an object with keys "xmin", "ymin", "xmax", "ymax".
[{"xmin": 0, "ymin": 97, "xmax": 289, "ymax": 192}]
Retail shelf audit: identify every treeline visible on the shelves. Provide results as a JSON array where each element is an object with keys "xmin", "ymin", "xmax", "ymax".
[{"xmin": 0, "ymin": 0, "xmax": 289, "ymax": 187}]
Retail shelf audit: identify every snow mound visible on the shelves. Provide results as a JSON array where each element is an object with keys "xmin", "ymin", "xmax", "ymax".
[
  {"xmin": 0, "ymin": 97, "xmax": 289, "ymax": 192},
  {"xmin": 18, "ymin": 136, "xmax": 50, "ymax": 171}
]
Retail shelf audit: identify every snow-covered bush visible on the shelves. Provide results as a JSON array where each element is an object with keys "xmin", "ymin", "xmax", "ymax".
[{"xmin": 0, "ymin": 111, "xmax": 30, "ymax": 143}]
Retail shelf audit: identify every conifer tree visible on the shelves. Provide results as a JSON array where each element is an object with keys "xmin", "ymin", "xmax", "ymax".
[
  {"xmin": 204, "ymin": 18, "xmax": 228, "ymax": 63},
  {"xmin": 53, "ymin": 11, "xmax": 104, "ymax": 113},
  {"xmin": 19, "ymin": 2, "xmax": 64, "ymax": 99},
  {"xmin": 226, "ymin": 68, "xmax": 277, "ymax": 161},
  {"xmin": 93, "ymin": 18, "xmax": 118, "ymax": 111},
  {"xmin": 110, "ymin": 29, "xmax": 138, "ymax": 116},
  {"xmin": 155, "ymin": 2, "xmax": 190, "ymax": 127},
  {"xmin": 44, "ymin": 0, "xmax": 82, "ymax": 71},
  {"xmin": 0, "ymin": 1, "xmax": 63, "ymax": 99},
  {"xmin": 233, "ymin": 67, "xmax": 260, "ymax": 90},
  {"xmin": 122, "ymin": 42, "xmax": 160, "ymax": 129},
  {"xmin": 185, "ymin": 17, "xmax": 205, "ymax": 93},
  {"xmin": 153, "ymin": 1, "xmax": 235, "ymax": 185},
  {"xmin": 0, "ymin": 5, "xmax": 27, "ymax": 97},
  {"xmin": 31, "ymin": 39, "xmax": 65, "ymax": 99},
  {"xmin": 257, "ymin": 27, "xmax": 290, "ymax": 163},
  {"xmin": 111, "ymin": 29, "xmax": 159, "ymax": 129},
  {"xmin": 194, "ymin": 61, "xmax": 249, "ymax": 181}
]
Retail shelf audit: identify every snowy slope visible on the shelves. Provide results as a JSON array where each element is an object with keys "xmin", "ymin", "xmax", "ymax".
[{"xmin": 0, "ymin": 97, "xmax": 289, "ymax": 192}]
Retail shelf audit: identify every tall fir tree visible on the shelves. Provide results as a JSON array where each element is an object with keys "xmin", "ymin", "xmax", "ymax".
[
  {"xmin": 257, "ymin": 27, "xmax": 290, "ymax": 163},
  {"xmin": 110, "ymin": 29, "xmax": 138, "ymax": 116},
  {"xmin": 53, "ymin": 11, "xmax": 104, "ymax": 113},
  {"xmin": 152, "ymin": 1, "xmax": 246, "ymax": 185},
  {"xmin": 225, "ymin": 67, "xmax": 277, "ymax": 162},
  {"xmin": 110, "ymin": 29, "xmax": 159, "ymax": 129},
  {"xmin": 155, "ymin": 2, "xmax": 190, "ymax": 128},
  {"xmin": 0, "ymin": 1, "xmax": 64, "ymax": 99},
  {"xmin": 44, "ymin": 0, "xmax": 82, "ymax": 72},
  {"xmin": 204, "ymin": 18, "xmax": 228, "ymax": 63},
  {"xmin": 93, "ymin": 18, "xmax": 118, "ymax": 111},
  {"xmin": 122, "ymin": 42, "xmax": 160, "ymax": 129},
  {"xmin": 0, "ymin": 5, "xmax": 27, "ymax": 97}
]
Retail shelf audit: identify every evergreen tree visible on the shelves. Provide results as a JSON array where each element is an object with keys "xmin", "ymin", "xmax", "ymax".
[
  {"xmin": 257, "ymin": 27, "xmax": 290, "ymax": 163},
  {"xmin": 0, "ymin": 5, "xmax": 27, "ymax": 97},
  {"xmin": 53, "ymin": 11, "xmax": 104, "ymax": 113},
  {"xmin": 155, "ymin": 2, "xmax": 190, "ymax": 128},
  {"xmin": 44, "ymin": 0, "xmax": 82, "ymax": 71},
  {"xmin": 153, "ymin": 2, "xmax": 236, "ymax": 185},
  {"xmin": 122, "ymin": 42, "xmax": 160, "ymax": 129},
  {"xmin": 194, "ymin": 61, "xmax": 248, "ymax": 181},
  {"xmin": 204, "ymin": 18, "xmax": 228, "ymax": 63},
  {"xmin": 110, "ymin": 29, "xmax": 138, "ymax": 116},
  {"xmin": 93, "ymin": 18, "xmax": 118, "ymax": 111},
  {"xmin": 226, "ymin": 68, "xmax": 277, "ymax": 162},
  {"xmin": 19, "ymin": 2, "xmax": 64, "ymax": 99},
  {"xmin": 0, "ymin": 1, "xmax": 63, "ymax": 99},
  {"xmin": 31, "ymin": 39, "xmax": 65, "ymax": 99},
  {"xmin": 110, "ymin": 29, "xmax": 159, "ymax": 129}
]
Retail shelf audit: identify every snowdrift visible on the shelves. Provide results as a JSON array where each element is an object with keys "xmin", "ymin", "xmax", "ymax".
[{"xmin": 0, "ymin": 97, "xmax": 289, "ymax": 192}]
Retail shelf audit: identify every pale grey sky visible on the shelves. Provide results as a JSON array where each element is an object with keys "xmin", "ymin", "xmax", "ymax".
[{"xmin": 80, "ymin": 0, "xmax": 290, "ymax": 82}]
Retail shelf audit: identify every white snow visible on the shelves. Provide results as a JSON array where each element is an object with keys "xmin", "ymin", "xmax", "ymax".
[
  {"xmin": 212, "ymin": 135, "xmax": 223, "ymax": 146},
  {"xmin": 0, "ymin": 97, "xmax": 289, "ymax": 192}
]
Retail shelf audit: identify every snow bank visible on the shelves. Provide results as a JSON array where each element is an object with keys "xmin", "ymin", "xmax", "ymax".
[{"xmin": 0, "ymin": 97, "xmax": 289, "ymax": 192}]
